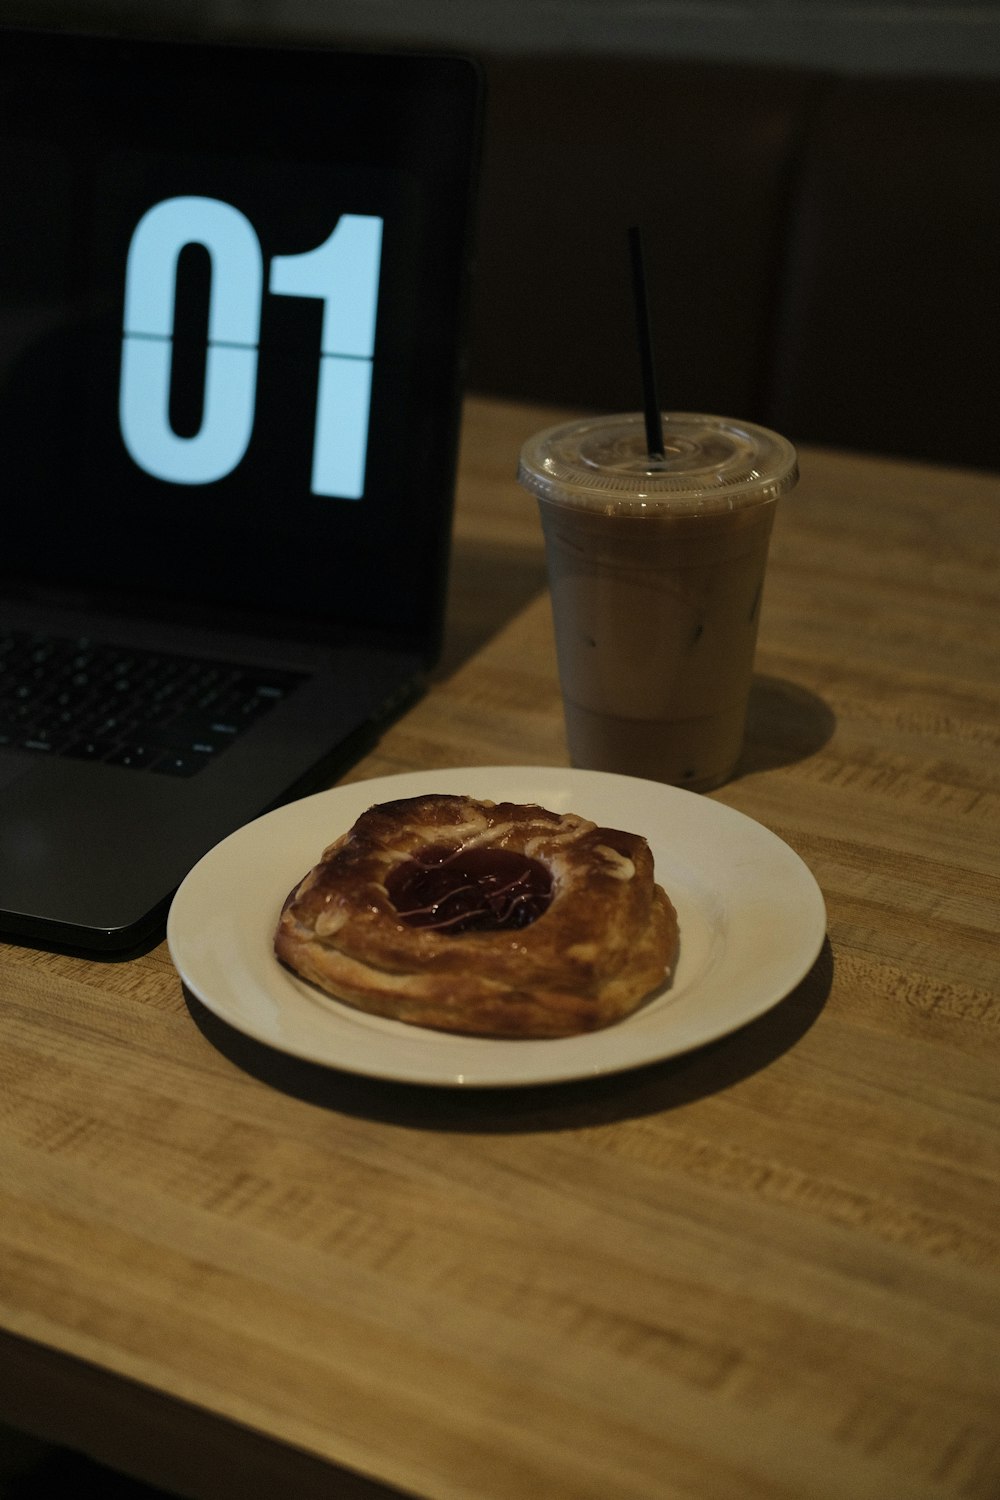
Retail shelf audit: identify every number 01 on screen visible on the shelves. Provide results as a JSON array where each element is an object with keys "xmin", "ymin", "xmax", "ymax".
[{"xmin": 119, "ymin": 197, "xmax": 383, "ymax": 500}]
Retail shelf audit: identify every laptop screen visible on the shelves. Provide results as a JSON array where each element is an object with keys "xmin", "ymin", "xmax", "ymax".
[{"xmin": 0, "ymin": 29, "xmax": 482, "ymax": 655}]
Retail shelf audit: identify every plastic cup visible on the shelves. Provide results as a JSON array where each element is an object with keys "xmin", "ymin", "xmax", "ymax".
[{"xmin": 517, "ymin": 412, "xmax": 798, "ymax": 792}]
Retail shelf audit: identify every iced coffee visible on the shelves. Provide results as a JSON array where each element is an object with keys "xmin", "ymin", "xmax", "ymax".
[{"xmin": 518, "ymin": 413, "xmax": 798, "ymax": 792}]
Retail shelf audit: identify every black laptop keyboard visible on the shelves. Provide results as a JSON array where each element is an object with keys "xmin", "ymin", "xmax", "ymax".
[{"xmin": 0, "ymin": 630, "xmax": 305, "ymax": 778}]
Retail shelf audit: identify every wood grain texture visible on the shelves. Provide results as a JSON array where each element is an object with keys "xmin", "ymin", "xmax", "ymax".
[{"xmin": 1, "ymin": 397, "xmax": 998, "ymax": 1500}]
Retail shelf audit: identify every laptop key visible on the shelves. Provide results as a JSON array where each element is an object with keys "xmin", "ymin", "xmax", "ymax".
[
  {"xmin": 65, "ymin": 739, "xmax": 117, "ymax": 760},
  {"xmin": 106, "ymin": 744, "xmax": 157, "ymax": 769},
  {"xmin": 151, "ymin": 749, "xmax": 214, "ymax": 777},
  {"xmin": 147, "ymin": 711, "xmax": 232, "ymax": 750}
]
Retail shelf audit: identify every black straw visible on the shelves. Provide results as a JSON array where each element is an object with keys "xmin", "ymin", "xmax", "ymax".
[{"xmin": 628, "ymin": 225, "xmax": 665, "ymax": 459}]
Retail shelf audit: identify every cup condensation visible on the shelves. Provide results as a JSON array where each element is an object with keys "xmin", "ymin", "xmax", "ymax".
[{"xmin": 518, "ymin": 413, "xmax": 799, "ymax": 792}]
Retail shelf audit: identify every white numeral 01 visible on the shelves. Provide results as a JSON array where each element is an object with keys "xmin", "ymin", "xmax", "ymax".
[{"xmin": 119, "ymin": 197, "xmax": 383, "ymax": 499}]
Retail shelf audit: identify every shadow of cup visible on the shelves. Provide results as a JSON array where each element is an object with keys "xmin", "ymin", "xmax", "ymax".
[{"xmin": 734, "ymin": 674, "xmax": 836, "ymax": 779}]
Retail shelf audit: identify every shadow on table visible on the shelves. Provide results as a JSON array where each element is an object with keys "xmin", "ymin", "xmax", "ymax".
[
  {"xmin": 733, "ymin": 674, "xmax": 837, "ymax": 780},
  {"xmin": 185, "ymin": 936, "xmax": 833, "ymax": 1133},
  {"xmin": 432, "ymin": 533, "xmax": 549, "ymax": 680}
]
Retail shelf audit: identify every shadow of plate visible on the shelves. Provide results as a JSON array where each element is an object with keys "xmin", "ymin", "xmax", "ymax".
[{"xmin": 184, "ymin": 935, "xmax": 833, "ymax": 1133}]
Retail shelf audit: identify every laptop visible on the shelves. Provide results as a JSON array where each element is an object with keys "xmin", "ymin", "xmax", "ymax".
[{"xmin": 0, "ymin": 27, "xmax": 482, "ymax": 953}]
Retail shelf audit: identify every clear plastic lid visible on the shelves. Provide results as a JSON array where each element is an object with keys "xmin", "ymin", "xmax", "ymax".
[{"xmin": 518, "ymin": 412, "xmax": 799, "ymax": 516}]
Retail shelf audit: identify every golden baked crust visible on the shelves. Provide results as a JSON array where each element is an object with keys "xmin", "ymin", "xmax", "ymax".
[{"xmin": 274, "ymin": 794, "xmax": 678, "ymax": 1039}]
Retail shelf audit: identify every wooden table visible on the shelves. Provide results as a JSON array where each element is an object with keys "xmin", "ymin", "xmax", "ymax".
[{"xmin": 2, "ymin": 396, "xmax": 998, "ymax": 1500}]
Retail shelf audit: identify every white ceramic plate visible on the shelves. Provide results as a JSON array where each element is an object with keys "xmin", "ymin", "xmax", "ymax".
[{"xmin": 167, "ymin": 766, "xmax": 827, "ymax": 1088}]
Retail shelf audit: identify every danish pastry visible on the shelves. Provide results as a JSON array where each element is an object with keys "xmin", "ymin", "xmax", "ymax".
[{"xmin": 274, "ymin": 793, "xmax": 678, "ymax": 1039}]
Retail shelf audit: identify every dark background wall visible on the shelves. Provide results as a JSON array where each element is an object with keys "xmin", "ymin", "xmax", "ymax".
[
  {"xmin": 3, "ymin": 2, "xmax": 998, "ymax": 468},
  {"xmin": 2, "ymin": 0, "xmax": 999, "ymax": 75}
]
